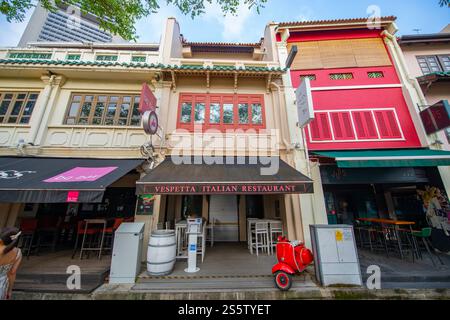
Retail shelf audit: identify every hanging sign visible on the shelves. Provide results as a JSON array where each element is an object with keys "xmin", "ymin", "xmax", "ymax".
[
  {"xmin": 420, "ymin": 100, "xmax": 450, "ymax": 135},
  {"xmin": 296, "ymin": 77, "xmax": 314, "ymax": 128},
  {"xmin": 138, "ymin": 82, "xmax": 157, "ymax": 113},
  {"xmin": 143, "ymin": 111, "xmax": 159, "ymax": 135},
  {"xmin": 67, "ymin": 191, "xmax": 79, "ymax": 203}
]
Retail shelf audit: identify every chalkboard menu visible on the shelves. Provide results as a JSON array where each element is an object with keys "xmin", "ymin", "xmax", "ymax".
[{"xmin": 136, "ymin": 194, "xmax": 155, "ymax": 215}]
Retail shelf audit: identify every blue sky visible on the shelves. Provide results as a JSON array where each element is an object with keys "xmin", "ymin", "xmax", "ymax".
[{"xmin": 0, "ymin": 0, "xmax": 448, "ymax": 46}]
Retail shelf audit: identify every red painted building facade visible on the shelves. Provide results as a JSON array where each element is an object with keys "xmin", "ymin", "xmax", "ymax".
[
  {"xmin": 280, "ymin": 27, "xmax": 422, "ymax": 151},
  {"xmin": 275, "ymin": 18, "xmax": 450, "ymax": 234}
]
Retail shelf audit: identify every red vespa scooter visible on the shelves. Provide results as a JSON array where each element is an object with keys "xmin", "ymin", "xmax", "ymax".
[{"xmin": 272, "ymin": 236, "xmax": 314, "ymax": 291}]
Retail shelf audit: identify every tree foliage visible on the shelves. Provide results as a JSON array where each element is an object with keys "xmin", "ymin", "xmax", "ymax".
[{"xmin": 0, "ymin": 0, "xmax": 268, "ymax": 41}]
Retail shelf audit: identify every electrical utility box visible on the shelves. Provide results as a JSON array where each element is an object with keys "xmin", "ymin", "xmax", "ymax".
[
  {"xmin": 109, "ymin": 222, "xmax": 145, "ymax": 284},
  {"xmin": 310, "ymin": 224, "xmax": 362, "ymax": 287}
]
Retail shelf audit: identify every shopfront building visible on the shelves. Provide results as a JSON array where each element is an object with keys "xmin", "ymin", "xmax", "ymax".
[{"xmin": 275, "ymin": 17, "xmax": 450, "ymax": 249}]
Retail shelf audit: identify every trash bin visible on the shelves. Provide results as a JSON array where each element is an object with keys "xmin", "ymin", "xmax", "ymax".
[{"xmin": 109, "ymin": 222, "xmax": 145, "ymax": 284}]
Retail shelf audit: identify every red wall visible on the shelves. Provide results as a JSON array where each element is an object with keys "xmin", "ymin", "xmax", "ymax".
[
  {"xmin": 303, "ymin": 88, "xmax": 421, "ymax": 150},
  {"xmin": 281, "ymin": 28, "xmax": 421, "ymax": 151}
]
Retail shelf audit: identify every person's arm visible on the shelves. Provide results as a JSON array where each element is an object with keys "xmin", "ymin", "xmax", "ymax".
[{"xmin": 6, "ymin": 249, "xmax": 22, "ymax": 299}]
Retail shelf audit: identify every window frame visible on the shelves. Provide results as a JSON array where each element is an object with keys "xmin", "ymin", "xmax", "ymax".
[
  {"xmin": 416, "ymin": 55, "xmax": 448, "ymax": 74},
  {"xmin": 64, "ymin": 93, "xmax": 142, "ymax": 127},
  {"xmin": 176, "ymin": 93, "xmax": 266, "ymax": 131},
  {"xmin": 0, "ymin": 92, "xmax": 39, "ymax": 125}
]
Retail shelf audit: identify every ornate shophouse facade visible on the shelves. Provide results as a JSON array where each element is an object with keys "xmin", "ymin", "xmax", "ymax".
[
  {"xmin": 1, "ymin": 16, "xmax": 449, "ymax": 272},
  {"xmin": 0, "ymin": 18, "xmax": 315, "ymax": 265},
  {"xmin": 275, "ymin": 17, "xmax": 450, "ymax": 245}
]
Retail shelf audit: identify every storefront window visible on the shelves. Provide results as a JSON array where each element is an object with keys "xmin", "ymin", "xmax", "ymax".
[
  {"xmin": 65, "ymin": 93, "xmax": 141, "ymax": 126},
  {"xmin": 0, "ymin": 92, "xmax": 39, "ymax": 124}
]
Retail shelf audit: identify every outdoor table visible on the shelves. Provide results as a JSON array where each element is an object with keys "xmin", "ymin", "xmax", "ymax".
[
  {"xmin": 357, "ymin": 218, "xmax": 417, "ymax": 260},
  {"xmin": 80, "ymin": 218, "xmax": 107, "ymax": 260}
]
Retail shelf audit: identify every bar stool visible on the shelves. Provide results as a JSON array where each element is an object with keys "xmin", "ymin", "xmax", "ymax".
[
  {"xmin": 269, "ymin": 220, "xmax": 283, "ymax": 255},
  {"xmin": 175, "ymin": 221, "xmax": 187, "ymax": 258},
  {"xmin": 206, "ymin": 218, "xmax": 216, "ymax": 247},
  {"xmin": 251, "ymin": 221, "xmax": 270, "ymax": 256},
  {"xmin": 247, "ymin": 218, "xmax": 259, "ymax": 251},
  {"xmin": 72, "ymin": 220, "xmax": 99, "ymax": 259},
  {"xmin": 19, "ymin": 218, "xmax": 38, "ymax": 258},
  {"xmin": 103, "ymin": 218, "xmax": 124, "ymax": 253}
]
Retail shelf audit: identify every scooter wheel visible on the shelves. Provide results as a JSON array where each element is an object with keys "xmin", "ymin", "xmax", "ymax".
[{"xmin": 274, "ymin": 271, "xmax": 292, "ymax": 291}]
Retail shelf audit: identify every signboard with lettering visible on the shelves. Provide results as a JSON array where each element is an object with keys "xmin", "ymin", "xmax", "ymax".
[
  {"xmin": 142, "ymin": 183, "xmax": 313, "ymax": 195},
  {"xmin": 67, "ymin": 191, "xmax": 79, "ymax": 202},
  {"xmin": 296, "ymin": 77, "xmax": 314, "ymax": 128},
  {"xmin": 138, "ymin": 82, "xmax": 157, "ymax": 113},
  {"xmin": 420, "ymin": 100, "xmax": 450, "ymax": 135}
]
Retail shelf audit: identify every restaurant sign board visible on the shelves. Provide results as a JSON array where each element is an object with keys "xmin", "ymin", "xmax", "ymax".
[
  {"xmin": 296, "ymin": 77, "xmax": 314, "ymax": 128},
  {"xmin": 141, "ymin": 183, "xmax": 314, "ymax": 195},
  {"xmin": 420, "ymin": 100, "xmax": 450, "ymax": 135}
]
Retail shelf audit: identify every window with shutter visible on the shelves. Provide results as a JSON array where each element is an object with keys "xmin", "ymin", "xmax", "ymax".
[
  {"xmin": 330, "ymin": 112, "xmax": 355, "ymax": 140},
  {"xmin": 309, "ymin": 112, "xmax": 332, "ymax": 141},
  {"xmin": 374, "ymin": 110, "xmax": 402, "ymax": 139},
  {"xmin": 352, "ymin": 111, "xmax": 378, "ymax": 139}
]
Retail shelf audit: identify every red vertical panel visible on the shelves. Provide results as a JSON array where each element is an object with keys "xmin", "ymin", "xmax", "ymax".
[
  {"xmin": 319, "ymin": 113, "xmax": 332, "ymax": 140},
  {"xmin": 331, "ymin": 112, "xmax": 355, "ymax": 140},
  {"xmin": 352, "ymin": 111, "xmax": 378, "ymax": 139},
  {"xmin": 309, "ymin": 112, "xmax": 332, "ymax": 141},
  {"xmin": 374, "ymin": 110, "xmax": 402, "ymax": 139}
]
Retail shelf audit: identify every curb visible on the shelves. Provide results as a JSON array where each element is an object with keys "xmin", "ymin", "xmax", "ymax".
[{"xmin": 12, "ymin": 287, "xmax": 450, "ymax": 300}]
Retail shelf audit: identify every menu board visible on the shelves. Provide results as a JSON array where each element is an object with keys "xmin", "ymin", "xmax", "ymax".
[{"xmin": 136, "ymin": 194, "xmax": 155, "ymax": 215}]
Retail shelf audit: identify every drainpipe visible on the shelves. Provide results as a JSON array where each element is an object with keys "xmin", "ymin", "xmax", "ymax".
[
  {"xmin": 381, "ymin": 30, "xmax": 427, "ymax": 106},
  {"xmin": 270, "ymin": 81, "xmax": 292, "ymax": 151},
  {"xmin": 27, "ymin": 75, "xmax": 56, "ymax": 145}
]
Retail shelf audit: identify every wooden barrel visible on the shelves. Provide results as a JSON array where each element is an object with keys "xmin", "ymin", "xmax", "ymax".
[{"xmin": 147, "ymin": 230, "xmax": 176, "ymax": 276}]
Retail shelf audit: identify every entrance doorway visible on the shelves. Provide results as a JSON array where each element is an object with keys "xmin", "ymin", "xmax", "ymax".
[
  {"xmin": 209, "ymin": 195, "xmax": 239, "ymax": 242},
  {"xmin": 246, "ymin": 195, "xmax": 264, "ymax": 219}
]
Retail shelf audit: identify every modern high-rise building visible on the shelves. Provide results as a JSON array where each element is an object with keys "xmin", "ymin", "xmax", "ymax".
[{"xmin": 18, "ymin": 2, "xmax": 126, "ymax": 46}]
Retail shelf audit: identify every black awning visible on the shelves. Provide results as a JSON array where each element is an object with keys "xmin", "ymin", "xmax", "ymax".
[
  {"xmin": 136, "ymin": 156, "xmax": 313, "ymax": 195},
  {"xmin": 0, "ymin": 157, "xmax": 143, "ymax": 203}
]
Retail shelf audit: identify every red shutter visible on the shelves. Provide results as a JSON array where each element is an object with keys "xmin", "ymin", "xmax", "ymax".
[
  {"xmin": 374, "ymin": 110, "xmax": 402, "ymax": 139},
  {"xmin": 309, "ymin": 112, "xmax": 332, "ymax": 141},
  {"xmin": 352, "ymin": 111, "xmax": 378, "ymax": 139},
  {"xmin": 330, "ymin": 112, "xmax": 355, "ymax": 140}
]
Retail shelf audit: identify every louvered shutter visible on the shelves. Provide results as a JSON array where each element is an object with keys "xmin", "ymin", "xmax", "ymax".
[
  {"xmin": 374, "ymin": 110, "xmax": 402, "ymax": 139},
  {"xmin": 309, "ymin": 112, "xmax": 332, "ymax": 141},
  {"xmin": 352, "ymin": 111, "xmax": 378, "ymax": 139},
  {"xmin": 330, "ymin": 112, "xmax": 355, "ymax": 140}
]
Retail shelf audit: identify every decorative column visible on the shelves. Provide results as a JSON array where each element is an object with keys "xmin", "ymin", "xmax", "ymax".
[{"xmin": 27, "ymin": 74, "xmax": 65, "ymax": 146}]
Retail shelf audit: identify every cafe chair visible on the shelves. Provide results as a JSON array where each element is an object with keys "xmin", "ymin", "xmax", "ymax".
[
  {"xmin": 251, "ymin": 221, "xmax": 270, "ymax": 256},
  {"xmin": 19, "ymin": 218, "xmax": 38, "ymax": 258},
  {"xmin": 269, "ymin": 221, "xmax": 283, "ymax": 255},
  {"xmin": 412, "ymin": 227, "xmax": 444, "ymax": 267}
]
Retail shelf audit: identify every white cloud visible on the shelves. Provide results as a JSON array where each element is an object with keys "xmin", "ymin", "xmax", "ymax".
[
  {"xmin": 135, "ymin": 4, "xmax": 180, "ymax": 43},
  {"xmin": 202, "ymin": 2, "xmax": 255, "ymax": 42},
  {"xmin": 296, "ymin": 6, "xmax": 314, "ymax": 22}
]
